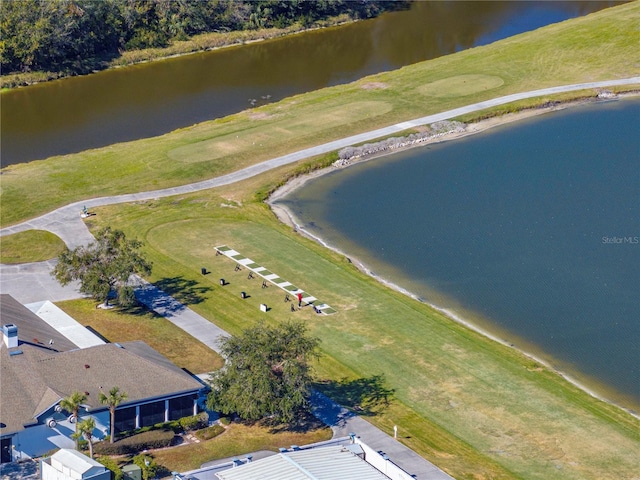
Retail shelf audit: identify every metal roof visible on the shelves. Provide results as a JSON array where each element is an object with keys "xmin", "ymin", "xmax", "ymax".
[
  {"xmin": 49, "ymin": 448, "xmax": 106, "ymax": 476},
  {"xmin": 215, "ymin": 445, "xmax": 389, "ymax": 480},
  {"xmin": 25, "ymin": 300, "xmax": 105, "ymax": 349}
]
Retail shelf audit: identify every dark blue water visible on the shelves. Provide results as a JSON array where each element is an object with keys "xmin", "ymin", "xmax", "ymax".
[
  {"xmin": 1, "ymin": 1, "xmax": 624, "ymax": 165},
  {"xmin": 280, "ymin": 99, "xmax": 640, "ymax": 407}
]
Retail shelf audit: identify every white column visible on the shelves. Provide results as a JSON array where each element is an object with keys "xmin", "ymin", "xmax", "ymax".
[
  {"xmin": 193, "ymin": 398, "xmax": 198, "ymax": 416},
  {"xmin": 135, "ymin": 406, "xmax": 140, "ymax": 429},
  {"xmin": 164, "ymin": 400, "xmax": 170, "ymax": 422}
]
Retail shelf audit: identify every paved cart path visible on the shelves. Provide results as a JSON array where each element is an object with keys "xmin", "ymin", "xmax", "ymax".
[
  {"xmin": 2, "ymin": 79, "xmax": 638, "ymax": 478},
  {"xmin": 2, "ymin": 78, "xmax": 638, "ymax": 252}
]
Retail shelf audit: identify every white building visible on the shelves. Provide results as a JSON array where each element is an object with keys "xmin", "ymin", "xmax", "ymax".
[{"xmin": 40, "ymin": 448, "xmax": 110, "ymax": 480}]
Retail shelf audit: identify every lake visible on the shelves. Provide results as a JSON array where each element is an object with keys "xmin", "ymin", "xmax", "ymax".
[
  {"xmin": 277, "ymin": 98, "xmax": 640, "ymax": 409},
  {"xmin": 1, "ymin": 1, "xmax": 624, "ymax": 165}
]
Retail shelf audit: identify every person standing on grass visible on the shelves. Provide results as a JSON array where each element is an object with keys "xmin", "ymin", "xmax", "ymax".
[{"xmin": 297, "ymin": 292, "xmax": 303, "ymax": 307}]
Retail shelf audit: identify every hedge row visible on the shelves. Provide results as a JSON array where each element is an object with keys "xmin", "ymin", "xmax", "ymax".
[
  {"xmin": 195, "ymin": 424, "xmax": 225, "ymax": 441},
  {"xmin": 94, "ymin": 429, "xmax": 175, "ymax": 455}
]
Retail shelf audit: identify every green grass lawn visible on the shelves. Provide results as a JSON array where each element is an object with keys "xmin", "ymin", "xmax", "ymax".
[
  {"xmin": 0, "ymin": 230, "xmax": 66, "ymax": 263},
  {"xmin": 81, "ymin": 186, "xmax": 640, "ymax": 480},
  {"xmin": 1, "ymin": 2, "xmax": 638, "ymax": 225},
  {"xmin": 149, "ymin": 420, "xmax": 332, "ymax": 473},
  {"xmin": 2, "ymin": 4, "xmax": 640, "ymax": 479},
  {"xmin": 56, "ymin": 299, "xmax": 224, "ymax": 375}
]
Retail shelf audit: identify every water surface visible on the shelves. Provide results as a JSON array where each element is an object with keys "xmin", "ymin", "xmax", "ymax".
[
  {"xmin": 279, "ymin": 98, "xmax": 640, "ymax": 408},
  {"xmin": 1, "ymin": 1, "xmax": 623, "ymax": 165}
]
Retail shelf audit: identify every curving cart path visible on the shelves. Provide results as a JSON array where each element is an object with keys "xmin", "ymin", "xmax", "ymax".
[
  {"xmin": 1, "ymin": 78, "xmax": 638, "ymax": 478},
  {"xmin": 1, "ymin": 77, "xmax": 638, "ymax": 255}
]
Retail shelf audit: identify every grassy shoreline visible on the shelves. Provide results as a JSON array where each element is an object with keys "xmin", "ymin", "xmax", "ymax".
[
  {"xmin": 81, "ymin": 177, "xmax": 639, "ymax": 479},
  {"xmin": 266, "ymin": 92, "xmax": 640, "ymax": 417},
  {"xmin": 1, "ymin": 4, "xmax": 639, "ymax": 477},
  {"xmin": 2, "ymin": 2, "xmax": 638, "ymax": 226},
  {"xmin": 0, "ymin": 15, "xmax": 356, "ymax": 90}
]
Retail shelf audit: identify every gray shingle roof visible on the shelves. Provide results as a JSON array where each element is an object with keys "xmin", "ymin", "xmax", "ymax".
[{"xmin": 0, "ymin": 296, "xmax": 203, "ymax": 435}]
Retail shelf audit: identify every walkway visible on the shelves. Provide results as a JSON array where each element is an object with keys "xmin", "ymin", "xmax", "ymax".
[
  {"xmin": 133, "ymin": 281, "xmax": 452, "ymax": 479},
  {"xmin": 1, "ymin": 78, "xmax": 638, "ymax": 252},
  {"xmin": 2, "ymin": 79, "xmax": 638, "ymax": 478}
]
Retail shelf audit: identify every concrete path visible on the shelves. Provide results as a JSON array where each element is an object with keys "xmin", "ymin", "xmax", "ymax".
[
  {"xmin": 130, "ymin": 281, "xmax": 453, "ymax": 478},
  {"xmin": 1, "ymin": 77, "xmax": 638, "ymax": 254},
  {"xmin": 0, "ymin": 260, "xmax": 82, "ymax": 304},
  {"xmin": 2, "ymin": 79, "xmax": 638, "ymax": 478}
]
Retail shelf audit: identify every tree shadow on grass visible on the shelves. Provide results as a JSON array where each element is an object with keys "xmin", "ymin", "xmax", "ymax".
[
  {"xmin": 260, "ymin": 410, "xmax": 328, "ymax": 434},
  {"xmin": 115, "ymin": 302, "xmax": 163, "ymax": 317},
  {"xmin": 153, "ymin": 276, "xmax": 212, "ymax": 306},
  {"xmin": 314, "ymin": 374, "xmax": 395, "ymax": 417}
]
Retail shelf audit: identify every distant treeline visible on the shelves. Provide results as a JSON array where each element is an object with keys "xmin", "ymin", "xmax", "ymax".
[{"xmin": 1, "ymin": 0, "xmax": 407, "ymax": 76}]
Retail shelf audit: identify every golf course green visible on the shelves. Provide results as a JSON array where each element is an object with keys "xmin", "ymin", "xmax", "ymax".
[{"xmin": 1, "ymin": 3, "xmax": 639, "ymax": 479}]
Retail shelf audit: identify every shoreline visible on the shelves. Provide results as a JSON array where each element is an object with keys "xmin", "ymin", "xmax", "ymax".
[
  {"xmin": 268, "ymin": 97, "xmax": 640, "ymax": 418},
  {"xmin": 0, "ymin": 17, "xmax": 357, "ymax": 91}
]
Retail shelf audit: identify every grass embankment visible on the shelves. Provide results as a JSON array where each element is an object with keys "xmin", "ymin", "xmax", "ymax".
[
  {"xmin": 77, "ymin": 186, "xmax": 639, "ymax": 479},
  {"xmin": 1, "ymin": 2, "xmax": 639, "ymax": 226},
  {"xmin": 0, "ymin": 230, "xmax": 65, "ymax": 263},
  {"xmin": 2, "ymin": 4, "xmax": 640, "ymax": 479}
]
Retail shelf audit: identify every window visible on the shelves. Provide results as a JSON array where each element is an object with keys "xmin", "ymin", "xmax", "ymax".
[
  {"xmin": 114, "ymin": 406, "xmax": 136, "ymax": 434},
  {"xmin": 169, "ymin": 395, "xmax": 196, "ymax": 421},
  {"xmin": 140, "ymin": 400, "xmax": 165, "ymax": 427}
]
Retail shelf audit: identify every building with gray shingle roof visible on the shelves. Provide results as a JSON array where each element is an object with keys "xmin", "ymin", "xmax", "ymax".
[{"xmin": 0, "ymin": 294, "xmax": 204, "ymax": 462}]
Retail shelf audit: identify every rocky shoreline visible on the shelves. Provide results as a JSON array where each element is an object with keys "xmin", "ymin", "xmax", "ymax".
[{"xmin": 267, "ymin": 95, "xmax": 640, "ymax": 417}]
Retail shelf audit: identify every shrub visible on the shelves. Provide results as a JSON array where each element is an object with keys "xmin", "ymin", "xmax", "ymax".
[
  {"xmin": 94, "ymin": 429, "xmax": 175, "ymax": 455},
  {"xmin": 133, "ymin": 455, "xmax": 158, "ymax": 480},
  {"xmin": 97, "ymin": 456, "xmax": 123, "ymax": 480},
  {"xmin": 195, "ymin": 424, "xmax": 225, "ymax": 441},
  {"xmin": 179, "ymin": 412, "xmax": 209, "ymax": 432}
]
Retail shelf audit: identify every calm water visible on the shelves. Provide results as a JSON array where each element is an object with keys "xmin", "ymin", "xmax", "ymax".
[
  {"xmin": 279, "ymin": 99, "xmax": 640, "ymax": 408},
  {"xmin": 1, "ymin": 1, "xmax": 623, "ymax": 165}
]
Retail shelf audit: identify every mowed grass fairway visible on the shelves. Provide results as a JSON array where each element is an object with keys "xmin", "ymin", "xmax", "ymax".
[
  {"xmin": 2, "ymin": 4, "xmax": 640, "ymax": 479},
  {"xmin": 1, "ymin": 2, "xmax": 639, "ymax": 225},
  {"xmin": 85, "ymin": 188, "xmax": 640, "ymax": 480}
]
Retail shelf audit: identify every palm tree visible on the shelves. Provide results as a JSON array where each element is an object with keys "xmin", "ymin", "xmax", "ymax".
[
  {"xmin": 99, "ymin": 386, "xmax": 128, "ymax": 443},
  {"xmin": 76, "ymin": 417, "xmax": 96, "ymax": 458},
  {"xmin": 59, "ymin": 391, "xmax": 87, "ymax": 449}
]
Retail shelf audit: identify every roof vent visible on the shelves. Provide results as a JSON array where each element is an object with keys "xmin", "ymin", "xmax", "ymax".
[
  {"xmin": 84, "ymin": 364, "xmax": 90, "ymax": 369},
  {"xmin": 2, "ymin": 324, "xmax": 18, "ymax": 348}
]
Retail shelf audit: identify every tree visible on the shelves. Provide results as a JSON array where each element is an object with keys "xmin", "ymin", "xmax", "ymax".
[
  {"xmin": 75, "ymin": 417, "xmax": 96, "ymax": 459},
  {"xmin": 51, "ymin": 227, "xmax": 152, "ymax": 307},
  {"xmin": 207, "ymin": 321, "xmax": 320, "ymax": 423},
  {"xmin": 99, "ymin": 386, "xmax": 128, "ymax": 444},
  {"xmin": 60, "ymin": 391, "xmax": 87, "ymax": 449}
]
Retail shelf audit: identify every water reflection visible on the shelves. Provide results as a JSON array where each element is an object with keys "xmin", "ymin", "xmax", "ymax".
[{"xmin": 1, "ymin": 1, "xmax": 624, "ymax": 165}]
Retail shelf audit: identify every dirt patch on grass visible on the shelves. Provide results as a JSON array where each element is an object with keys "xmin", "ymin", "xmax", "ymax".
[
  {"xmin": 247, "ymin": 111, "xmax": 276, "ymax": 120},
  {"xmin": 361, "ymin": 82, "xmax": 389, "ymax": 90}
]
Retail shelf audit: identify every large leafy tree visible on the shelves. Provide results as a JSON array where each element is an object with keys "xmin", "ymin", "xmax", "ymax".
[
  {"xmin": 207, "ymin": 321, "xmax": 320, "ymax": 423},
  {"xmin": 60, "ymin": 391, "xmax": 87, "ymax": 449},
  {"xmin": 99, "ymin": 386, "xmax": 128, "ymax": 443},
  {"xmin": 51, "ymin": 227, "xmax": 152, "ymax": 307}
]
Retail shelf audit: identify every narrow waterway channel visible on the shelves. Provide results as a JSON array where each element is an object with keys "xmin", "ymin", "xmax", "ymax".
[{"xmin": 0, "ymin": 1, "xmax": 623, "ymax": 166}]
